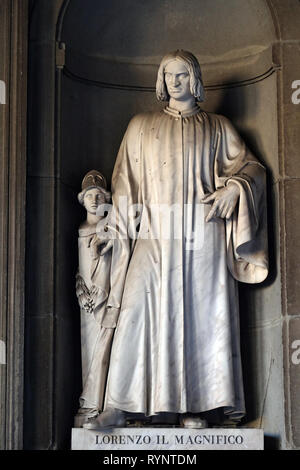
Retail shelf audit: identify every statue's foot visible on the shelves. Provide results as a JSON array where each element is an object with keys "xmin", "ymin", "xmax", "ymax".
[
  {"xmin": 74, "ymin": 413, "xmax": 96, "ymax": 428},
  {"xmin": 74, "ymin": 407, "xmax": 99, "ymax": 428},
  {"xmin": 180, "ymin": 413, "xmax": 208, "ymax": 429},
  {"xmin": 83, "ymin": 408, "xmax": 126, "ymax": 429}
]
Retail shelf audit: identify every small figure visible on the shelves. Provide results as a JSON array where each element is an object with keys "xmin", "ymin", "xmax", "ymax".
[{"xmin": 74, "ymin": 170, "xmax": 119, "ymax": 427}]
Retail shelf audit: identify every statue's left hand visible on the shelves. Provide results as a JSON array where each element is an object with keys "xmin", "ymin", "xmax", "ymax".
[{"xmin": 202, "ymin": 183, "xmax": 240, "ymax": 222}]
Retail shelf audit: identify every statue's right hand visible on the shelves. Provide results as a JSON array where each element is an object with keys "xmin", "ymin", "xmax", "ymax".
[
  {"xmin": 202, "ymin": 184, "xmax": 240, "ymax": 222},
  {"xmin": 90, "ymin": 235, "xmax": 112, "ymax": 258},
  {"xmin": 100, "ymin": 239, "xmax": 113, "ymax": 256}
]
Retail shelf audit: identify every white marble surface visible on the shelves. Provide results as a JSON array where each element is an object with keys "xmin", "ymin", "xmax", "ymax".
[
  {"xmin": 103, "ymin": 52, "xmax": 268, "ymax": 420},
  {"xmin": 72, "ymin": 427, "xmax": 264, "ymax": 450}
]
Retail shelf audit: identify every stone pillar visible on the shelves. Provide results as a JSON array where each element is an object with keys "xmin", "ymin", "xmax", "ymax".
[
  {"xmin": 0, "ymin": 0, "xmax": 28, "ymax": 450},
  {"xmin": 269, "ymin": 0, "xmax": 300, "ymax": 450}
]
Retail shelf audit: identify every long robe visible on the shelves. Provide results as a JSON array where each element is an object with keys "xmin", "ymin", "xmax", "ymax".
[
  {"xmin": 104, "ymin": 105, "xmax": 268, "ymax": 419},
  {"xmin": 77, "ymin": 225, "xmax": 115, "ymax": 414}
]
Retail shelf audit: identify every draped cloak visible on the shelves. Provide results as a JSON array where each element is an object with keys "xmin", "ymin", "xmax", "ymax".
[{"xmin": 104, "ymin": 105, "xmax": 268, "ymax": 419}]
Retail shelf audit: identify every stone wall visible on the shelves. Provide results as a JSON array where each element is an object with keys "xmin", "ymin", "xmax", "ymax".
[{"xmin": 269, "ymin": 0, "xmax": 300, "ymax": 449}]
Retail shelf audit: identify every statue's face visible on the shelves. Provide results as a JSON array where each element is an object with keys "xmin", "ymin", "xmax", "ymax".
[
  {"xmin": 83, "ymin": 188, "xmax": 106, "ymax": 215},
  {"xmin": 164, "ymin": 60, "xmax": 192, "ymax": 102}
]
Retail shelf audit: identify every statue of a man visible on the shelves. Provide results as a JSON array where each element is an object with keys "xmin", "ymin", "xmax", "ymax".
[{"xmin": 85, "ymin": 50, "xmax": 268, "ymax": 430}]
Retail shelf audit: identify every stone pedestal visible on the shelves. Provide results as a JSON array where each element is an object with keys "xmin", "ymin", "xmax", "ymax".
[{"xmin": 72, "ymin": 427, "xmax": 264, "ymax": 450}]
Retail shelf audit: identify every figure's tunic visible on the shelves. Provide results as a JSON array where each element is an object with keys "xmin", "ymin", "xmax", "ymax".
[
  {"xmin": 77, "ymin": 226, "xmax": 114, "ymax": 414},
  {"xmin": 105, "ymin": 106, "xmax": 268, "ymax": 418}
]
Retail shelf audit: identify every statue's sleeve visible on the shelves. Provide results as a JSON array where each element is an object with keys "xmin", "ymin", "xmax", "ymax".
[
  {"xmin": 214, "ymin": 115, "xmax": 268, "ymax": 284},
  {"xmin": 106, "ymin": 115, "xmax": 143, "ymax": 308}
]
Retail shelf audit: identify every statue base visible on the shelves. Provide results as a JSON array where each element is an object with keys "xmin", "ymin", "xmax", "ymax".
[{"xmin": 71, "ymin": 427, "xmax": 263, "ymax": 450}]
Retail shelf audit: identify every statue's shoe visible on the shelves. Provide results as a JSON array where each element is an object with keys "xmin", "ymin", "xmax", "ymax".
[
  {"xmin": 180, "ymin": 414, "xmax": 208, "ymax": 429},
  {"xmin": 74, "ymin": 413, "xmax": 97, "ymax": 428},
  {"xmin": 83, "ymin": 409, "xmax": 126, "ymax": 429}
]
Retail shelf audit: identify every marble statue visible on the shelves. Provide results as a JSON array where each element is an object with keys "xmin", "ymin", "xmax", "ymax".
[
  {"xmin": 74, "ymin": 170, "xmax": 119, "ymax": 427},
  {"xmin": 84, "ymin": 50, "xmax": 268, "ymax": 430}
]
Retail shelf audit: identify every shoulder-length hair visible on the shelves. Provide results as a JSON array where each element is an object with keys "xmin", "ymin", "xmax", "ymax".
[{"xmin": 156, "ymin": 50, "xmax": 205, "ymax": 102}]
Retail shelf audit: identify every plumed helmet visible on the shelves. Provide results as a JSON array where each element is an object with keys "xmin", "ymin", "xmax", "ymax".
[{"xmin": 81, "ymin": 170, "xmax": 107, "ymax": 191}]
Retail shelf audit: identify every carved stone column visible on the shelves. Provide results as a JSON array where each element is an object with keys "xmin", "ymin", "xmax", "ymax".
[
  {"xmin": 0, "ymin": 0, "xmax": 28, "ymax": 450},
  {"xmin": 268, "ymin": 0, "xmax": 300, "ymax": 450}
]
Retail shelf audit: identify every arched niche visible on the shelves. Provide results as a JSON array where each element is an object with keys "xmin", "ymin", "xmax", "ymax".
[
  {"xmin": 59, "ymin": 0, "xmax": 278, "ymax": 187},
  {"xmin": 58, "ymin": 0, "xmax": 282, "ymax": 437},
  {"xmin": 59, "ymin": 0, "xmax": 282, "ymax": 435}
]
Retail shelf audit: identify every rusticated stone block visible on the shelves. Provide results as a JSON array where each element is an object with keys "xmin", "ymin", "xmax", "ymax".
[
  {"xmin": 288, "ymin": 317, "xmax": 300, "ymax": 448},
  {"xmin": 282, "ymin": 43, "xmax": 300, "ymax": 177},
  {"xmin": 284, "ymin": 180, "xmax": 300, "ymax": 315},
  {"xmin": 269, "ymin": 0, "xmax": 300, "ymax": 41}
]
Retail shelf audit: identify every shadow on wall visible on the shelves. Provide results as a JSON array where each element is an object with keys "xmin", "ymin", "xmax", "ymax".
[{"xmin": 213, "ymin": 83, "xmax": 278, "ymax": 429}]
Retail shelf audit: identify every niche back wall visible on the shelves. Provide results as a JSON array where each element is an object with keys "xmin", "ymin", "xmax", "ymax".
[{"xmin": 60, "ymin": 0, "xmax": 282, "ymax": 439}]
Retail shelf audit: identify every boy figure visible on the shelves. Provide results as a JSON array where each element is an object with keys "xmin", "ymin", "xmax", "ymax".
[{"xmin": 75, "ymin": 170, "xmax": 119, "ymax": 426}]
